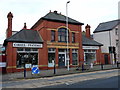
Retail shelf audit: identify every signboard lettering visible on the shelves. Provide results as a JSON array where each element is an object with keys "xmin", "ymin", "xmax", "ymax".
[
  {"xmin": 83, "ymin": 46, "xmax": 99, "ymax": 50},
  {"xmin": 13, "ymin": 43, "xmax": 43, "ymax": 48}
]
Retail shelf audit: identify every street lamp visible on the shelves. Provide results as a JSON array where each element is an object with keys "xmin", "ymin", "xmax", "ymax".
[{"xmin": 66, "ymin": 1, "xmax": 70, "ymax": 71}]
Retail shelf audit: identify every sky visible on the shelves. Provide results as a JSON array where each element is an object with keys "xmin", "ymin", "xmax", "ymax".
[{"xmin": 0, "ymin": 0, "xmax": 119, "ymax": 44}]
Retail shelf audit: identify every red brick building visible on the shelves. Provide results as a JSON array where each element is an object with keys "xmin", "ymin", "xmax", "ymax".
[{"xmin": 3, "ymin": 11, "xmax": 105, "ymax": 73}]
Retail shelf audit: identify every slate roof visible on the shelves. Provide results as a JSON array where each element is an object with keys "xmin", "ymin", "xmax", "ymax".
[
  {"xmin": 94, "ymin": 19, "xmax": 120, "ymax": 33},
  {"xmin": 3, "ymin": 29, "xmax": 43, "ymax": 46},
  {"xmin": 82, "ymin": 35, "xmax": 103, "ymax": 46},
  {"xmin": 31, "ymin": 11, "xmax": 84, "ymax": 29}
]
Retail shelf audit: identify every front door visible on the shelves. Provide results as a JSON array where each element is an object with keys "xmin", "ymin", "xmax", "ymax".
[
  {"xmin": 58, "ymin": 54, "xmax": 65, "ymax": 67},
  {"xmin": 104, "ymin": 54, "xmax": 109, "ymax": 64}
]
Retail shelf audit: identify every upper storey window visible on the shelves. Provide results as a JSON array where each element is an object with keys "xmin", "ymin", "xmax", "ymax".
[
  {"xmin": 51, "ymin": 30, "xmax": 55, "ymax": 42},
  {"xmin": 72, "ymin": 32, "xmax": 75, "ymax": 43},
  {"xmin": 58, "ymin": 28, "xmax": 69, "ymax": 42}
]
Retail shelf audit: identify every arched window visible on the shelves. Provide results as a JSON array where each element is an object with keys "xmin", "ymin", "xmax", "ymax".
[{"xmin": 58, "ymin": 28, "xmax": 69, "ymax": 42}]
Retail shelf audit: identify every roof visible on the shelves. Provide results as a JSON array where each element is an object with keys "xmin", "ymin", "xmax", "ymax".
[
  {"xmin": 94, "ymin": 19, "xmax": 120, "ymax": 33},
  {"xmin": 3, "ymin": 29, "xmax": 43, "ymax": 46},
  {"xmin": 31, "ymin": 11, "xmax": 84, "ymax": 29},
  {"xmin": 82, "ymin": 35, "xmax": 103, "ymax": 46}
]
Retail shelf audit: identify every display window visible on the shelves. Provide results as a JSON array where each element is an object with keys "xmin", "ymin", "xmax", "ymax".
[
  {"xmin": 17, "ymin": 48, "xmax": 38, "ymax": 68},
  {"xmin": 48, "ymin": 48, "xmax": 55, "ymax": 67},
  {"xmin": 84, "ymin": 50, "xmax": 96, "ymax": 65},
  {"xmin": 72, "ymin": 49, "xmax": 78, "ymax": 65}
]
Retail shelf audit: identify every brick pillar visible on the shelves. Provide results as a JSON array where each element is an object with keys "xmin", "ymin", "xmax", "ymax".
[
  {"xmin": 70, "ymin": 48, "xmax": 72, "ymax": 67},
  {"xmin": 55, "ymin": 30, "xmax": 58, "ymax": 41},
  {"xmin": 69, "ymin": 32, "xmax": 72, "ymax": 43},
  {"xmin": 6, "ymin": 42, "xmax": 13, "ymax": 73},
  {"xmin": 55, "ymin": 48, "xmax": 58, "ymax": 68}
]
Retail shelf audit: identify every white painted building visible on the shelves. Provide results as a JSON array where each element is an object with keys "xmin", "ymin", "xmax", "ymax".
[
  {"xmin": 118, "ymin": 2, "xmax": 120, "ymax": 62},
  {"xmin": 93, "ymin": 19, "xmax": 120, "ymax": 64}
]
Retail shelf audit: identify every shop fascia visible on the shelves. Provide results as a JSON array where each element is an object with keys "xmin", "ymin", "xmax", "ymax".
[
  {"xmin": 83, "ymin": 46, "xmax": 99, "ymax": 50},
  {"xmin": 13, "ymin": 43, "xmax": 43, "ymax": 48}
]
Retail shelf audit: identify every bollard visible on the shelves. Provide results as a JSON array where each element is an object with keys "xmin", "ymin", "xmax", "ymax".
[
  {"xmin": 54, "ymin": 60, "xmax": 56, "ymax": 74},
  {"xmin": 24, "ymin": 64, "xmax": 26, "ymax": 78},
  {"xmin": 82, "ymin": 64, "xmax": 84, "ymax": 71},
  {"xmin": 117, "ymin": 61, "xmax": 119, "ymax": 68},
  {"xmin": 101, "ymin": 64, "xmax": 103, "ymax": 70}
]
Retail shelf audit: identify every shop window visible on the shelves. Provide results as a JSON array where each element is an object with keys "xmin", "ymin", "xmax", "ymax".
[
  {"xmin": 72, "ymin": 49, "xmax": 78, "ymax": 65},
  {"xmin": 58, "ymin": 28, "xmax": 69, "ymax": 42},
  {"xmin": 17, "ymin": 48, "xmax": 38, "ymax": 68},
  {"xmin": 51, "ymin": 30, "xmax": 55, "ymax": 42},
  {"xmin": 25, "ymin": 48, "xmax": 31, "ymax": 51},
  {"xmin": 48, "ymin": 48, "xmax": 55, "ymax": 52},
  {"xmin": 48, "ymin": 53, "xmax": 55, "ymax": 63},
  {"xmin": 48, "ymin": 48, "xmax": 55, "ymax": 67},
  {"xmin": 84, "ymin": 50, "xmax": 96, "ymax": 65},
  {"xmin": 32, "ymin": 48, "xmax": 38, "ymax": 51},
  {"xmin": 72, "ymin": 32, "xmax": 75, "ymax": 43},
  {"xmin": 17, "ymin": 48, "xmax": 24, "ymax": 51}
]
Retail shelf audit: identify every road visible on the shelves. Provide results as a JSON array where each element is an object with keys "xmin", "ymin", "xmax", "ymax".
[
  {"xmin": 2, "ymin": 69, "xmax": 119, "ymax": 88},
  {"xmin": 43, "ymin": 75, "xmax": 119, "ymax": 88}
]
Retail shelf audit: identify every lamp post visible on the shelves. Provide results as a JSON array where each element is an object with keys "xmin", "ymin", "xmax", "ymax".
[{"xmin": 66, "ymin": 1, "xmax": 70, "ymax": 71}]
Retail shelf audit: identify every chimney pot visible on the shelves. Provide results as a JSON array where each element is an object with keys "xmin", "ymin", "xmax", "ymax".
[
  {"xmin": 85, "ymin": 24, "xmax": 91, "ymax": 29},
  {"xmin": 7, "ymin": 12, "xmax": 13, "ymax": 18},
  {"xmin": 54, "ymin": 10, "xmax": 58, "ymax": 14},
  {"xmin": 23, "ymin": 22, "xmax": 27, "ymax": 29}
]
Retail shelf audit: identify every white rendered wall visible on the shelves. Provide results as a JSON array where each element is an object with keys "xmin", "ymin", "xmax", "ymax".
[
  {"xmin": 93, "ymin": 31, "xmax": 110, "ymax": 53},
  {"xmin": 93, "ymin": 26, "xmax": 119, "ymax": 62}
]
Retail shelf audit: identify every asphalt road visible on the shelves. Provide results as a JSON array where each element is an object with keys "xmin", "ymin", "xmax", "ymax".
[{"xmin": 42, "ymin": 75, "xmax": 120, "ymax": 88}]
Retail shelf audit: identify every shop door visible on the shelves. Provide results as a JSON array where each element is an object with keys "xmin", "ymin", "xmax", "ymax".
[
  {"xmin": 104, "ymin": 54, "xmax": 109, "ymax": 64},
  {"xmin": 58, "ymin": 54, "xmax": 65, "ymax": 67}
]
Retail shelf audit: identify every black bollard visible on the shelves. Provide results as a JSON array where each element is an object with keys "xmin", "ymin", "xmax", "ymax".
[
  {"xmin": 101, "ymin": 64, "xmax": 103, "ymax": 70},
  {"xmin": 117, "ymin": 61, "xmax": 119, "ymax": 68},
  {"xmin": 82, "ymin": 64, "xmax": 84, "ymax": 71},
  {"xmin": 54, "ymin": 60, "xmax": 56, "ymax": 74},
  {"xmin": 24, "ymin": 64, "xmax": 26, "ymax": 78}
]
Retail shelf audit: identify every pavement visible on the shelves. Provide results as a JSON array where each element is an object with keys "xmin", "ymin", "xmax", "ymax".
[
  {"xmin": 1, "ymin": 68, "xmax": 119, "ymax": 88},
  {"xmin": 1, "ymin": 64, "xmax": 119, "ymax": 82}
]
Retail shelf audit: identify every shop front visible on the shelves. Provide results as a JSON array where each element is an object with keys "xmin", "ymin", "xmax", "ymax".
[
  {"xmin": 83, "ymin": 46, "xmax": 101, "ymax": 65},
  {"xmin": 3, "ymin": 29, "xmax": 43, "ymax": 73},
  {"xmin": 47, "ymin": 47, "xmax": 79, "ymax": 68}
]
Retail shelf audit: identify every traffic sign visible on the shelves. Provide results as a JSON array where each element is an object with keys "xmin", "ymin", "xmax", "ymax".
[{"xmin": 32, "ymin": 65, "xmax": 40, "ymax": 74}]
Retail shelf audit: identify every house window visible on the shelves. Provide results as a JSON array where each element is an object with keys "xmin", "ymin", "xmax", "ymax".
[
  {"xmin": 72, "ymin": 49, "xmax": 78, "ymax": 65},
  {"xmin": 72, "ymin": 32, "xmax": 75, "ymax": 43},
  {"xmin": 17, "ymin": 48, "xmax": 38, "ymax": 68},
  {"xmin": 58, "ymin": 28, "xmax": 69, "ymax": 42},
  {"xmin": 115, "ymin": 28, "xmax": 118, "ymax": 35},
  {"xmin": 116, "ymin": 40, "xmax": 119, "ymax": 46},
  {"xmin": 51, "ymin": 30, "xmax": 55, "ymax": 42}
]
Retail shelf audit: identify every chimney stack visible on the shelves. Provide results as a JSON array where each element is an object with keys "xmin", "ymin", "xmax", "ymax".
[
  {"xmin": 85, "ymin": 24, "xmax": 91, "ymax": 38},
  {"xmin": 7, "ymin": 12, "xmax": 13, "ymax": 38}
]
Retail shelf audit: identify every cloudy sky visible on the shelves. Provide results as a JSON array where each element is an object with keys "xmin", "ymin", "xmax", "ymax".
[{"xmin": 0, "ymin": 0, "xmax": 119, "ymax": 44}]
